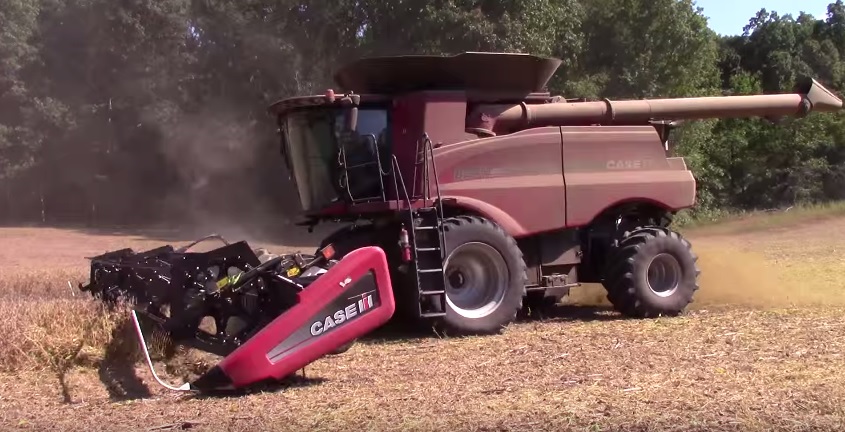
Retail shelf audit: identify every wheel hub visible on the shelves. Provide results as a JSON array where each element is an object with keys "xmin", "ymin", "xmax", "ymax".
[
  {"xmin": 448, "ymin": 271, "xmax": 466, "ymax": 289},
  {"xmin": 444, "ymin": 242, "xmax": 508, "ymax": 319},
  {"xmin": 646, "ymin": 253, "xmax": 682, "ymax": 297}
]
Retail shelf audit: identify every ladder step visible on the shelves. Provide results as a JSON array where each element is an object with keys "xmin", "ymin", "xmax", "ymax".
[
  {"xmin": 411, "ymin": 204, "xmax": 446, "ymax": 320},
  {"xmin": 345, "ymin": 161, "xmax": 380, "ymax": 169},
  {"xmin": 352, "ymin": 195, "xmax": 385, "ymax": 202}
]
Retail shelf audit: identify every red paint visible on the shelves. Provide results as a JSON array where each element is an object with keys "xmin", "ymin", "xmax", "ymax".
[{"xmin": 216, "ymin": 247, "xmax": 396, "ymax": 388}]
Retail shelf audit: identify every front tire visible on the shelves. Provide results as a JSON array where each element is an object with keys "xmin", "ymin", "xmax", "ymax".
[
  {"xmin": 602, "ymin": 226, "xmax": 700, "ymax": 317},
  {"xmin": 440, "ymin": 216, "xmax": 527, "ymax": 334}
]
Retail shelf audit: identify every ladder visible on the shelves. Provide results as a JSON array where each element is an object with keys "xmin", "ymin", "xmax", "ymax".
[
  {"xmin": 409, "ymin": 134, "xmax": 447, "ymax": 318},
  {"xmin": 384, "ymin": 134, "xmax": 448, "ymax": 319},
  {"xmin": 411, "ymin": 207, "xmax": 446, "ymax": 317}
]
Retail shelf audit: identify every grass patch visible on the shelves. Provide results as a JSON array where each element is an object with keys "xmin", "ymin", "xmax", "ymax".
[{"xmin": 674, "ymin": 200, "xmax": 845, "ymax": 234}]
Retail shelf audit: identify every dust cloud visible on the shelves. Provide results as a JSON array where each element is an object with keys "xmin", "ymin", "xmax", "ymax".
[
  {"xmin": 690, "ymin": 241, "xmax": 844, "ymax": 309},
  {"xmin": 564, "ymin": 233, "xmax": 845, "ymax": 310},
  {"xmin": 137, "ymin": 100, "xmax": 311, "ymax": 246},
  {"xmin": 692, "ymin": 243, "xmax": 806, "ymax": 308}
]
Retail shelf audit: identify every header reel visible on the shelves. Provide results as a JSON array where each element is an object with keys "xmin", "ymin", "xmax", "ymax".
[
  {"xmin": 80, "ymin": 235, "xmax": 335, "ymax": 357},
  {"xmin": 78, "ymin": 235, "xmax": 394, "ymax": 392}
]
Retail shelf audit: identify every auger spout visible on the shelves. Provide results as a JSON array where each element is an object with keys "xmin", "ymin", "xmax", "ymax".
[{"xmin": 467, "ymin": 78, "xmax": 843, "ymax": 136}]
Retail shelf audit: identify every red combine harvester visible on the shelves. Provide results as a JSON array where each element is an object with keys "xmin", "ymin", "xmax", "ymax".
[{"xmin": 79, "ymin": 52, "xmax": 843, "ymax": 392}]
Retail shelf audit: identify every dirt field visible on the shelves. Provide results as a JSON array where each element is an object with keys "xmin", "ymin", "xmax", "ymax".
[{"xmin": 1, "ymin": 213, "xmax": 844, "ymax": 431}]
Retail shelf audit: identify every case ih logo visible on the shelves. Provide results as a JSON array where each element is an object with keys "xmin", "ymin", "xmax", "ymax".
[
  {"xmin": 605, "ymin": 159, "xmax": 658, "ymax": 170},
  {"xmin": 310, "ymin": 291, "xmax": 376, "ymax": 336}
]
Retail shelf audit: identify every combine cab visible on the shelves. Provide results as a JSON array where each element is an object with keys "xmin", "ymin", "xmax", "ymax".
[{"xmin": 79, "ymin": 52, "xmax": 843, "ymax": 392}]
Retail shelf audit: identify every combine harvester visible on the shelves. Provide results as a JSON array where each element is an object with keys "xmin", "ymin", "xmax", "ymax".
[{"xmin": 79, "ymin": 52, "xmax": 843, "ymax": 392}]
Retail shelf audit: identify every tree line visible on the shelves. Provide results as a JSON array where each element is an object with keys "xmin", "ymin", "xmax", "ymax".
[{"xmin": 1, "ymin": 0, "xmax": 844, "ymax": 227}]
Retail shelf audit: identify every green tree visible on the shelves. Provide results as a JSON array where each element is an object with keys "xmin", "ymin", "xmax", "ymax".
[{"xmin": 573, "ymin": 0, "xmax": 721, "ymax": 99}]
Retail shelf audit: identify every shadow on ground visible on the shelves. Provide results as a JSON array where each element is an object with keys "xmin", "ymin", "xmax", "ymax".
[
  {"xmin": 353, "ymin": 303, "xmax": 626, "ymax": 346},
  {"xmin": 182, "ymin": 376, "xmax": 329, "ymax": 401},
  {"xmin": 97, "ymin": 319, "xmax": 154, "ymax": 402},
  {"xmin": 87, "ymin": 303, "xmax": 674, "ymax": 399},
  {"xmin": 521, "ymin": 304, "xmax": 625, "ymax": 323}
]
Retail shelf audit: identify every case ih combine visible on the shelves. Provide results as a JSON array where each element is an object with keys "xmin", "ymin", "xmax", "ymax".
[{"xmin": 79, "ymin": 52, "xmax": 843, "ymax": 392}]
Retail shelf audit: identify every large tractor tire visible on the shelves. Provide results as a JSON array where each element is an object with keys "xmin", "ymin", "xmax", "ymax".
[
  {"xmin": 440, "ymin": 216, "xmax": 527, "ymax": 334},
  {"xmin": 602, "ymin": 226, "xmax": 700, "ymax": 318}
]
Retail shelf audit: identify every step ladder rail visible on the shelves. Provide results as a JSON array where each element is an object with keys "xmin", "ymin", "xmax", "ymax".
[
  {"xmin": 337, "ymin": 136, "xmax": 353, "ymax": 203},
  {"xmin": 390, "ymin": 156, "xmax": 434, "ymax": 315},
  {"xmin": 412, "ymin": 208, "xmax": 447, "ymax": 318},
  {"xmin": 411, "ymin": 133, "xmax": 448, "ymax": 317},
  {"xmin": 421, "ymin": 133, "xmax": 446, "ymax": 263},
  {"xmin": 411, "ymin": 133, "xmax": 423, "ymax": 199},
  {"xmin": 386, "ymin": 153, "xmax": 447, "ymax": 318},
  {"xmin": 338, "ymin": 133, "xmax": 388, "ymax": 204},
  {"xmin": 368, "ymin": 133, "xmax": 389, "ymax": 203},
  {"xmin": 387, "ymin": 155, "xmax": 417, "ymax": 251}
]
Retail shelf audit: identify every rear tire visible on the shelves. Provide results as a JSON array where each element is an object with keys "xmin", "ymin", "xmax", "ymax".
[
  {"xmin": 602, "ymin": 226, "xmax": 700, "ymax": 317},
  {"xmin": 440, "ymin": 216, "xmax": 527, "ymax": 334}
]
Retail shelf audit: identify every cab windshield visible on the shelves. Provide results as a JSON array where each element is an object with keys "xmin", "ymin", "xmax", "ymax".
[{"xmin": 281, "ymin": 106, "xmax": 389, "ymax": 212}]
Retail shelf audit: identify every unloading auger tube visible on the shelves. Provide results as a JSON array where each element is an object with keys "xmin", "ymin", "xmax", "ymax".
[{"xmin": 467, "ymin": 78, "xmax": 844, "ymax": 136}]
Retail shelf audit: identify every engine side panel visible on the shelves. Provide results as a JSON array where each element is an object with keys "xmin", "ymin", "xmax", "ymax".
[
  {"xmin": 434, "ymin": 127, "xmax": 566, "ymax": 238},
  {"xmin": 200, "ymin": 246, "xmax": 395, "ymax": 390},
  {"xmin": 561, "ymin": 126, "xmax": 697, "ymax": 227}
]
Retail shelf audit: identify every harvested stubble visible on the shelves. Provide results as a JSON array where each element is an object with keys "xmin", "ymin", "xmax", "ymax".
[
  {"xmin": 0, "ymin": 267, "xmax": 114, "ymax": 370},
  {"xmin": 0, "ymin": 298, "xmax": 124, "ymax": 373},
  {"xmin": 2, "ymin": 307, "xmax": 845, "ymax": 431},
  {"xmin": 0, "ymin": 214, "xmax": 844, "ymax": 431}
]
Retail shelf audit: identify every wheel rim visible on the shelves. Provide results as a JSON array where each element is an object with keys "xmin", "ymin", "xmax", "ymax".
[
  {"xmin": 646, "ymin": 253, "xmax": 682, "ymax": 297},
  {"xmin": 444, "ymin": 242, "xmax": 508, "ymax": 319}
]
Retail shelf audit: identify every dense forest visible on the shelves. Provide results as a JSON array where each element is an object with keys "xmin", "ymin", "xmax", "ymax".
[{"xmin": 1, "ymin": 0, "xmax": 845, "ymax": 228}]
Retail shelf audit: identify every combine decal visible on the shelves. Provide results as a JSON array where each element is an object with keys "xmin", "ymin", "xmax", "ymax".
[
  {"xmin": 265, "ymin": 271, "xmax": 381, "ymax": 364},
  {"xmin": 310, "ymin": 291, "xmax": 377, "ymax": 336}
]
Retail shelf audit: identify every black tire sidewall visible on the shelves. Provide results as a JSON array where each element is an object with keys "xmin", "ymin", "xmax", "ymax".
[
  {"xmin": 629, "ymin": 234, "xmax": 697, "ymax": 312},
  {"xmin": 605, "ymin": 228, "xmax": 699, "ymax": 316},
  {"xmin": 441, "ymin": 217, "xmax": 526, "ymax": 334}
]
